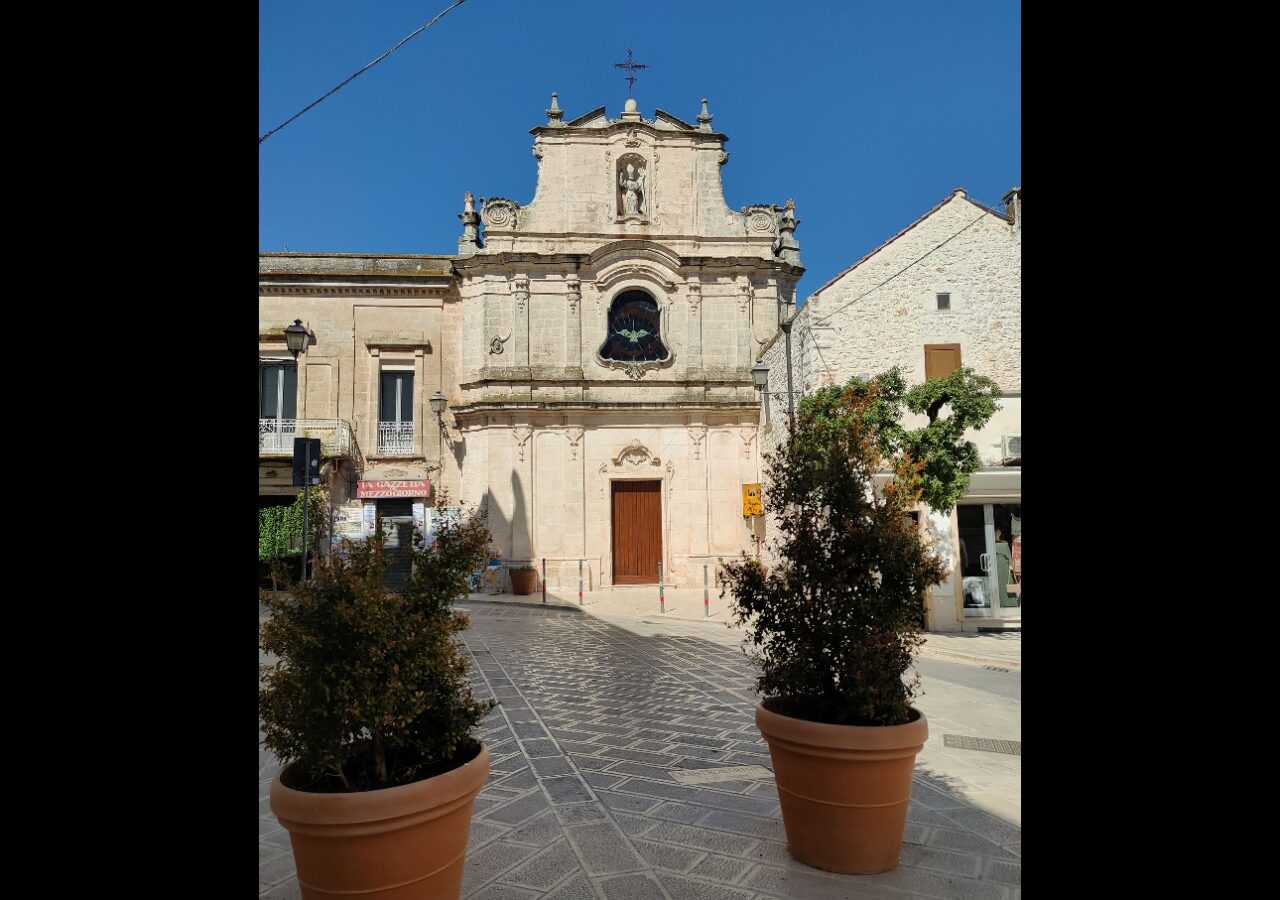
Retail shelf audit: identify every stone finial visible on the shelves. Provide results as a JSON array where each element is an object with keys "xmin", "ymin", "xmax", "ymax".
[
  {"xmin": 621, "ymin": 96, "xmax": 641, "ymax": 121},
  {"xmin": 546, "ymin": 92, "xmax": 564, "ymax": 126},
  {"xmin": 776, "ymin": 198, "xmax": 802, "ymax": 266},
  {"xmin": 697, "ymin": 97, "xmax": 713, "ymax": 131},
  {"xmin": 458, "ymin": 190, "xmax": 481, "ymax": 255},
  {"xmin": 1002, "ymin": 186, "xmax": 1021, "ymax": 233}
]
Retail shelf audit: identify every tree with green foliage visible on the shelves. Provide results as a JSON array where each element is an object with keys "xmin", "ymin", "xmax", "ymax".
[
  {"xmin": 259, "ymin": 488, "xmax": 330, "ymax": 589},
  {"xmin": 721, "ymin": 366, "xmax": 1000, "ymax": 727},
  {"xmin": 259, "ymin": 497, "xmax": 495, "ymax": 792}
]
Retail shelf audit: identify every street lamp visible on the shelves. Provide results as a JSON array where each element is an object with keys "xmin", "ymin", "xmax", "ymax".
[
  {"xmin": 283, "ymin": 319, "xmax": 313, "ymax": 581},
  {"xmin": 751, "ymin": 361, "xmax": 771, "ymax": 427}
]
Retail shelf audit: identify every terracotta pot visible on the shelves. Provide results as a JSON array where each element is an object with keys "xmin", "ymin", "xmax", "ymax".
[
  {"xmin": 510, "ymin": 569, "xmax": 538, "ymax": 595},
  {"xmin": 269, "ymin": 742, "xmax": 489, "ymax": 900},
  {"xmin": 756, "ymin": 701, "xmax": 927, "ymax": 874}
]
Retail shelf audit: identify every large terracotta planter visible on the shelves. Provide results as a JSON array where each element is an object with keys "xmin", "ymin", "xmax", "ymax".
[
  {"xmin": 756, "ymin": 701, "xmax": 927, "ymax": 874},
  {"xmin": 510, "ymin": 569, "xmax": 538, "ymax": 595},
  {"xmin": 269, "ymin": 742, "xmax": 489, "ymax": 899}
]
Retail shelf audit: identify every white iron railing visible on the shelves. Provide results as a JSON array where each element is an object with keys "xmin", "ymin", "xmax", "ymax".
[
  {"xmin": 259, "ymin": 419, "xmax": 363, "ymax": 469},
  {"xmin": 378, "ymin": 421, "xmax": 415, "ymax": 456}
]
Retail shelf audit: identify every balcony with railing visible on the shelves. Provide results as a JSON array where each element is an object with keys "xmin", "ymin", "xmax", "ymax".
[
  {"xmin": 259, "ymin": 418, "xmax": 363, "ymax": 469},
  {"xmin": 377, "ymin": 421, "xmax": 415, "ymax": 456}
]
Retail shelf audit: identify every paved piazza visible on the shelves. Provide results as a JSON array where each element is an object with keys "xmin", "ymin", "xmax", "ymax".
[{"xmin": 260, "ymin": 602, "xmax": 1021, "ymax": 899}]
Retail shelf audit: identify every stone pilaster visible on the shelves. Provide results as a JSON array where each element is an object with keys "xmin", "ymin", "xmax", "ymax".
[
  {"xmin": 566, "ymin": 274, "xmax": 582, "ymax": 374},
  {"xmin": 511, "ymin": 274, "xmax": 530, "ymax": 373},
  {"xmin": 686, "ymin": 277, "xmax": 702, "ymax": 375}
]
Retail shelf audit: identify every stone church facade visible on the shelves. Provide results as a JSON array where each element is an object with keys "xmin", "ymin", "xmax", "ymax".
[{"xmin": 259, "ymin": 95, "xmax": 804, "ymax": 589}]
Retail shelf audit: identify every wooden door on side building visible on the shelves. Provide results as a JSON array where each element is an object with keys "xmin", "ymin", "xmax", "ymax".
[{"xmin": 612, "ymin": 481, "xmax": 662, "ymax": 584}]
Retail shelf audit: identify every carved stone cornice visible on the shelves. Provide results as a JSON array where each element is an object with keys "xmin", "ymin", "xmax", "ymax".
[{"xmin": 258, "ymin": 284, "xmax": 449, "ymax": 297}]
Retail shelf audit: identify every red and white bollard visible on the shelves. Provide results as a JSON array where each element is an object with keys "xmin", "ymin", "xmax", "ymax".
[
  {"xmin": 658, "ymin": 562, "xmax": 665, "ymax": 614},
  {"xmin": 704, "ymin": 564, "xmax": 709, "ymax": 617},
  {"xmin": 578, "ymin": 558, "xmax": 584, "ymax": 606}
]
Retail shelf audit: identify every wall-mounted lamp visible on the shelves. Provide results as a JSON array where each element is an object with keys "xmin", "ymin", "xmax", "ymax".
[
  {"xmin": 284, "ymin": 319, "xmax": 308, "ymax": 360},
  {"xmin": 750, "ymin": 361, "xmax": 770, "ymax": 390},
  {"xmin": 429, "ymin": 391, "xmax": 447, "ymax": 427},
  {"xmin": 751, "ymin": 361, "xmax": 771, "ymax": 426}
]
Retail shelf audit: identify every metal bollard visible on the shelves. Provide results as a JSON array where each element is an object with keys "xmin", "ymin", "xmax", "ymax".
[
  {"xmin": 542, "ymin": 558, "xmax": 547, "ymax": 604},
  {"xmin": 704, "ymin": 564, "xmax": 709, "ymax": 617},
  {"xmin": 659, "ymin": 562, "xmax": 665, "ymax": 614},
  {"xmin": 578, "ymin": 558, "xmax": 584, "ymax": 606}
]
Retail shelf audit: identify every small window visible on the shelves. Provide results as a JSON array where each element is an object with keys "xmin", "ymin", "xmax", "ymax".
[{"xmin": 936, "ymin": 293, "xmax": 951, "ymax": 310}]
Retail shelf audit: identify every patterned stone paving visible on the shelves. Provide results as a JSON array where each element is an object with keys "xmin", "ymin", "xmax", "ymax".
[{"xmin": 260, "ymin": 603, "xmax": 1021, "ymax": 899}]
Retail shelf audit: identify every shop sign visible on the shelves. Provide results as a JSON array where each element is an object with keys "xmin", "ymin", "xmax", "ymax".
[{"xmin": 357, "ymin": 479, "xmax": 431, "ymax": 499}]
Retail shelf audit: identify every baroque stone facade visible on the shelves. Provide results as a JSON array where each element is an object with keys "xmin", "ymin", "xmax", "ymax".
[{"xmin": 259, "ymin": 96, "xmax": 804, "ymax": 589}]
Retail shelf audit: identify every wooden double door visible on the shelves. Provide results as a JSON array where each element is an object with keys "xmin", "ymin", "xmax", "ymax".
[{"xmin": 611, "ymin": 480, "xmax": 662, "ymax": 584}]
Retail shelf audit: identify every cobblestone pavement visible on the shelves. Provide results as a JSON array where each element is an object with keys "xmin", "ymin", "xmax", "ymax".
[{"xmin": 261, "ymin": 603, "xmax": 1021, "ymax": 899}]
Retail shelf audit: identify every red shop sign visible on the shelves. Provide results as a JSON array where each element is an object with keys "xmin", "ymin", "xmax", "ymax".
[{"xmin": 357, "ymin": 479, "xmax": 432, "ymax": 499}]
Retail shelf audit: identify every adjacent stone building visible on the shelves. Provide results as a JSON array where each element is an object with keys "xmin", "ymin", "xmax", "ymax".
[
  {"xmin": 259, "ymin": 95, "xmax": 804, "ymax": 589},
  {"xmin": 756, "ymin": 188, "xmax": 1022, "ymax": 631}
]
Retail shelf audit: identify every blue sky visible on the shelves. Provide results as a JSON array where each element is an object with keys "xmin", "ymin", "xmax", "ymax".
[{"xmin": 260, "ymin": 0, "xmax": 1020, "ymax": 299}]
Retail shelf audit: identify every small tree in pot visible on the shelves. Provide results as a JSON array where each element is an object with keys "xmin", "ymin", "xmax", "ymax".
[
  {"xmin": 721, "ymin": 367, "xmax": 999, "ymax": 874},
  {"xmin": 509, "ymin": 564, "xmax": 539, "ymax": 595},
  {"xmin": 259, "ymin": 499, "xmax": 496, "ymax": 899}
]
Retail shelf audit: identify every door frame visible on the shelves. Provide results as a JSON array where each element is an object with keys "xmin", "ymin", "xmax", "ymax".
[
  {"xmin": 608, "ymin": 476, "xmax": 666, "ymax": 586},
  {"xmin": 956, "ymin": 498, "xmax": 1021, "ymax": 619}
]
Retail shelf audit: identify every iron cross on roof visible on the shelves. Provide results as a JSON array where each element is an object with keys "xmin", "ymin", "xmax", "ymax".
[{"xmin": 613, "ymin": 49, "xmax": 648, "ymax": 98}]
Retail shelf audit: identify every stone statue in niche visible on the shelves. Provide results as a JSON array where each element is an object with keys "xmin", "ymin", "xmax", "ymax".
[{"xmin": 616, "ymin": 154, "xmax": 647, "ymax": 219}]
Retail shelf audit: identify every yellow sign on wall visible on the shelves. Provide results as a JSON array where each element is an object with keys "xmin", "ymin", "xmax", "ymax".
[{"xmin": 742, "ymin": 483, "xmax": 763, "ymax": 517}]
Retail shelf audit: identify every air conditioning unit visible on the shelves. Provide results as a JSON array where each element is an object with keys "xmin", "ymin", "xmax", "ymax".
[{"xmin": 1001, "ymin": 434, "xmax": 1021, "ymax": 464}]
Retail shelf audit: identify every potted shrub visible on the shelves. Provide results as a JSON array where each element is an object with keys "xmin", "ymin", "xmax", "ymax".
[
  {"xmin": 259, "ymin": 502, "xmax": 496, "ymax": 899},
  {"xmin": 721, "ymin": 368, "xmax": 999, "ymax": 874},
  {"xmin": 509, "ymin": 564, "xmax": 538, "ymax": 595}
]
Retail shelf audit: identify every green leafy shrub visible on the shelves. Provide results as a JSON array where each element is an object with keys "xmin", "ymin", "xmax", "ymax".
[
  {"xmin": 259, "ymin": 489, "xmax": 331, "ymax": 589},
  {"xmin": 721, "ymin": 367, "xmax": 999, "ymax": 727},
  {"xmin": 259, "ymin": 498, "xmax": 496, "ymax": 792}
]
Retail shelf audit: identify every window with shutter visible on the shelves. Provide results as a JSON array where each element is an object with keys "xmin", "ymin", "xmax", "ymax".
[{"xmin": 924, "ymin": 344, "xmax": 962, "ymax": 380}]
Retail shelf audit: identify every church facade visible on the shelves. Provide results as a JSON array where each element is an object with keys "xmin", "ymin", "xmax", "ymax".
[{"xmin": 259, "ymin": 94, "xmax": 803, "ymax": 589}]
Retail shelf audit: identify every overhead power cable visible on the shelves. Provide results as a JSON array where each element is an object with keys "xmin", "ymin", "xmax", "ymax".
[{"xmin": 259, "ymin": 0, "xmax": 470, "ymax": 145}]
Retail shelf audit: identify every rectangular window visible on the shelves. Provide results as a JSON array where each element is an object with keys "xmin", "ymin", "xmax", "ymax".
[
  {"xmin": 259, "ymin": 362, "xmax": 297, "ymax": 420},
  {"xmin": 924, "ymin": 344, "xmax": 962, "ymax": 381},
  {"xmin": 378, "ymin": 371, "xmax": 415, "ymax": 455},
  {"xmin": 936, "ymin": 293, "xmax": 951, "ymax": 310},
  {"xmin": 379, "ymin": 372, "xmax": 414, "ymax": 424}
]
